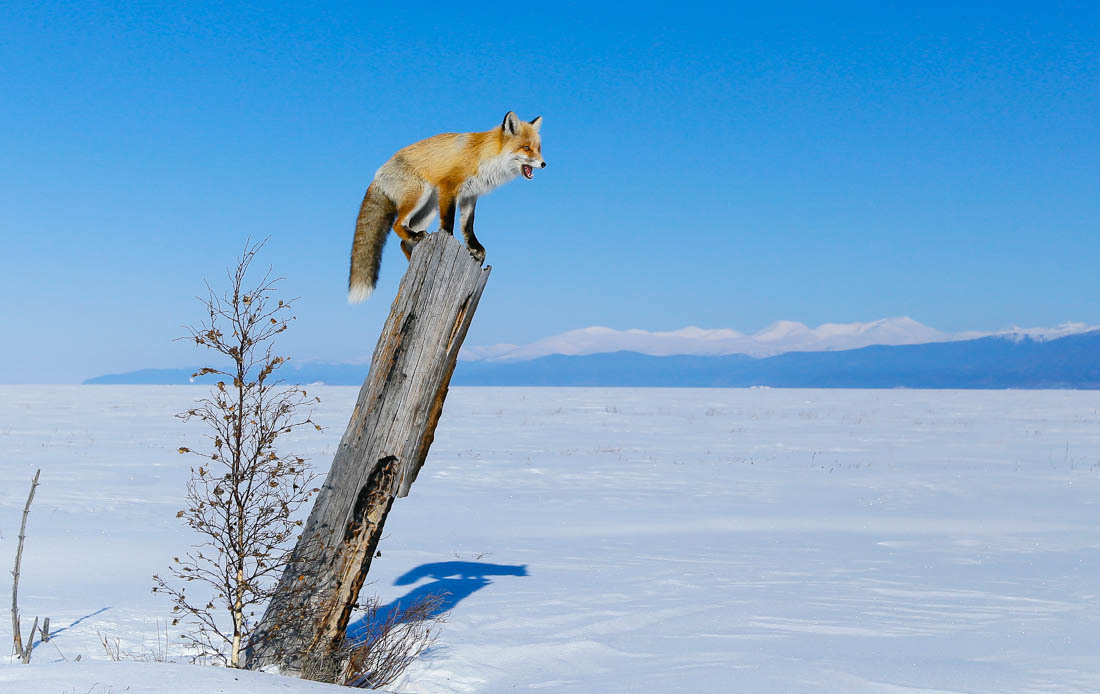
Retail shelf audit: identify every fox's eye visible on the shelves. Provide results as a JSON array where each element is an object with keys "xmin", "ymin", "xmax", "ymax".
[{"xmin": 522, "ymin": 145, "xmax": 531, "ymax": 152}]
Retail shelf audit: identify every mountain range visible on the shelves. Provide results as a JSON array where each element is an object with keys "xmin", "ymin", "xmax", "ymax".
[
  {"xmin": 85, "ymin": 320, "xmax": 1100, "ymax": 389},
  {"xmin": 459, "ymin": 317, "xmax": 1097, "ymax": 361}
]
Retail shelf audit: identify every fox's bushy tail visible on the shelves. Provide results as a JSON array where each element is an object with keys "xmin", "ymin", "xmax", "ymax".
[{"xmin": 348, "ymin": 183, "xmax": 397, "ymax": 303}]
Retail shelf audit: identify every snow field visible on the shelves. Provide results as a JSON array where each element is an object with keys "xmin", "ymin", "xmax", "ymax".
[{"xmin": 1, "ymin": 386, "xmax": 1099, "ymax": 693}]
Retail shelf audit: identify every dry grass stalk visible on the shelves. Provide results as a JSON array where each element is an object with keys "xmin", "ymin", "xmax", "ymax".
[{"xmin": 97, "ymin": 620, "xmax": 173, "ymax": 662}]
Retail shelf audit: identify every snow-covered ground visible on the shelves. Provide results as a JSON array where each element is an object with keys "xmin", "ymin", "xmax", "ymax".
[{"xmin": 2, "ymin": 385, "xmax": 1099, "ymax": 693}]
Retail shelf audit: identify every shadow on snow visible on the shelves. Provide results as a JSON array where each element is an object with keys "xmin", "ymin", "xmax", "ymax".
[
  {"xmin": 346, "ymin": 561, "xmax": 527, "ymax": 642},
  {"xmin": 33, "ymin": 605, "xmax": 111, "ymax": 652}
]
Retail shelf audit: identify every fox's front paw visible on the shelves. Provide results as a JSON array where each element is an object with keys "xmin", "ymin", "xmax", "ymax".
[
  {"xmin": 408, "ymin": 230, "xmax": 427, "ymax": 244},
  {"xmin": 468, "ymin": 243, "xmax": 486, "ymax": 263}
]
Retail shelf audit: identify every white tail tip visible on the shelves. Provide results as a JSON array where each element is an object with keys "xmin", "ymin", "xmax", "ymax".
[{"xmin": 348, "ymin": 284, "xmax": 373, "ymax": 304}]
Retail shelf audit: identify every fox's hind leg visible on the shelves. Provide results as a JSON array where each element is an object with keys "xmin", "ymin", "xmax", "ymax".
[{"xmin": 393, "ymin": 188, "xmax": 437, "ymax": 259}]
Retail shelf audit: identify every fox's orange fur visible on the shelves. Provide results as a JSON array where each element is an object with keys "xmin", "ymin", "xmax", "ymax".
[{"xmin": 348, "ymin": 111, "xmax": 546, "ymax": 302}]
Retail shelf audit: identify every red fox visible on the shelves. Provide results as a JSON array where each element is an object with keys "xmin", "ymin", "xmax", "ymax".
[{"xmin": 348, "ymin": 111, "xmax": 546, "ymax": 302}]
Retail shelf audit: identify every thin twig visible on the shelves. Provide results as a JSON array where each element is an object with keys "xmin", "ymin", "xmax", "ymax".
[{"xmin": 49, "ymin": 638, "xmax": 71, "ymax": 662}]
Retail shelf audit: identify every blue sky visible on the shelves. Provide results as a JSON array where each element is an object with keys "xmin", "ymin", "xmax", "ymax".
[{"xmin": 2, "ymin": 1, "xmax": 1098, "ymax": 382}]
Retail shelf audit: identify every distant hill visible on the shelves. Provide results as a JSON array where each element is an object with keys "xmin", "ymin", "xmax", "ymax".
[
  {"xmin": 84, "ymin": 363, "xmax": 373, "ymax": 386},
  {"xmin": 85, "ymin": 330, "xmax": 1100, "ymax": 389}
]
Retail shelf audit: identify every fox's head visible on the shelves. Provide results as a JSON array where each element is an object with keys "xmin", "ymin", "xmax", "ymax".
[{"xmin": 501, "ymin": 111, "xmax": 546, "ymax": 180}]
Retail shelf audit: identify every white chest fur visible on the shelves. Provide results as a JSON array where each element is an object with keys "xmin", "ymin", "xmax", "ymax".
[{"xmin": 461, "ymin": 152, "xmax": 519, "ymax": 197}]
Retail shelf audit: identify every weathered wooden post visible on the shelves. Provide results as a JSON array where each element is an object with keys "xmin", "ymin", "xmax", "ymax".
[{"xmin": 245, "ymin": 231, "xmax": 490, "ymax": 675}]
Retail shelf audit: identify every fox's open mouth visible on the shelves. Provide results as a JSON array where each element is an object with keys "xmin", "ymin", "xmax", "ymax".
[{"xmin": 522, "ymin": 164, "xmax": 533, "ymax": 179}]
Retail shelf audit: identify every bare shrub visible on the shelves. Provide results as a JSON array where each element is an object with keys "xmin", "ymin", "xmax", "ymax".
[
  {"xmin": 153, "ymin": 240, "xmax": 321, "ymax": 667},
  {"xmin": 338, "ymin": 593, "xmax": 448, "ymax": 689}
]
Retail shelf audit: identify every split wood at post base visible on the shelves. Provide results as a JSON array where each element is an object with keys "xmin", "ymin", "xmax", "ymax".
[{"xmin": 245, "ymin": 232, "xmax": 490, "ymax": 675}]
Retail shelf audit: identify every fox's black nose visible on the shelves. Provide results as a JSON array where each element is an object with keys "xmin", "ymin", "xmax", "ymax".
[{"xmin": 540, "ymin": 161, "xmax": 547, "ymax": 168}]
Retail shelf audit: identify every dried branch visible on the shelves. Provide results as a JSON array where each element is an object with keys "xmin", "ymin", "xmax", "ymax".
[
  {"xmin": 11, "ymin": 468, "xmax": 40, "ymax": 661},
  {"xmin": 339, "ymin": 593, "xmax": 448, "ymax": 689},
  {"xmin": 19, "ymin": 617, "xmax": 38, "ymax": 664}
]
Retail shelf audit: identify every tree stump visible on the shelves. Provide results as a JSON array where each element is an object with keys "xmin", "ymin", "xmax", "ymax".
[{"xmin": 245, "ymin": 232, "xmax": 490, "ymax": 675}]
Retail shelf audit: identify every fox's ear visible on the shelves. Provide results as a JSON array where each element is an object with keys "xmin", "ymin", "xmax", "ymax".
[
  {"xmin": 501, "ymin": 111, "xmax": 520, "ymax": 136},
  {"xmin": 529, "ymin": 115, "xmax": 542, "ymax": 132}
]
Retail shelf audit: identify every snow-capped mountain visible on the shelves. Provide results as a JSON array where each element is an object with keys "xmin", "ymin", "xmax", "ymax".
[
  {"xmin": 460, "ymin": 318, "xmax": 1097, "ymax": 362},
  {"xmin": 85, "ymin": 320, "xmax": 1100, "ymax": 388}
]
